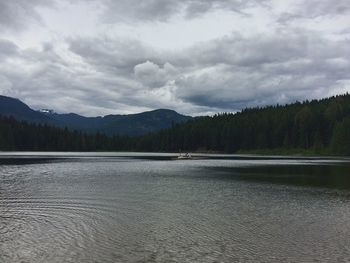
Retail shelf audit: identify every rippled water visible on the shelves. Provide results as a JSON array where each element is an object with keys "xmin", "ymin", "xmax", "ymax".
[{"xmin": 1, "ymin": 152, "xmax": 350, "ymax": 262}]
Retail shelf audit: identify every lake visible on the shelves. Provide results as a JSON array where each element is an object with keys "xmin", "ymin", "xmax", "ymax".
[{"xmin": 1, "ymin": 152, "xmax": 350, "ymax": 262}]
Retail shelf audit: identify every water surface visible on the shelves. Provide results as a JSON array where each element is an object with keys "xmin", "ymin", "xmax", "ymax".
[{"xmin": 1, "ymin": 152, "xmax": 350, "ymax": 262}]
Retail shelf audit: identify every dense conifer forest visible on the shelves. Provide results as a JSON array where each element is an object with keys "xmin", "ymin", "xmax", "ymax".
[
  {"xmin": 1, "ymin": 94, "xmax": 350, "ymax": 155},
  {"xmin": 0, "ymin": 116, "xmax": 129, "ymax": 152}
]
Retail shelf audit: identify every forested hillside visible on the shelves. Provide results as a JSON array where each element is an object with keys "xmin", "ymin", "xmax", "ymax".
[
  {"xmin": 1, "ymin": 94, "xmax": 350, "ymax": 155},
  {"xmin": 0, "ymin": 116, "xmax": 128, "ymax": 151},
  {"xmin": 134, "ymin": 94, "xmax": 350, "ymax": 155}
]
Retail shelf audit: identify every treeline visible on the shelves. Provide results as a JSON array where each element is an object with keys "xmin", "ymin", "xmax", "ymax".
[
  {"xmin": 0, "ymin": 116, "xmax": 130, "ymax": 151},
  {"xmin": 134, "ymin": 93, "xmax": 350, "ymax": 155},
  {"xmin": 1, "ymin": 94, "xmax": 350, "ymax": 155}
]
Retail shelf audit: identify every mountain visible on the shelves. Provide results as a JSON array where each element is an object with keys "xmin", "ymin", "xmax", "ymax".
[
  {"xmin": 0, "ymin": 95, "xmax": 192, "ymax": 136},
  {"xmin": 47, "ymin": 109, "xmax": 191, "ymax": 136},
  {"xmin": 0, "ymin": 95, "xmax": 53, "ymax": 124},
  {"xmin": 46, "ymin": 113, "xmax": 103, "ymax": 132},
  {"xmin": 100, "ymin": 109, "xmax": 192, "ymax": 136}
]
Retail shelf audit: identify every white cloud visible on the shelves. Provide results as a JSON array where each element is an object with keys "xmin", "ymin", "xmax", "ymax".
[
  {"xmin": 0, "ymin": 0, "xmax": 54, "ymax": 32},
  {"xmin": 134, "ymin": 61, "xmax": 178, "ymax": 88}
]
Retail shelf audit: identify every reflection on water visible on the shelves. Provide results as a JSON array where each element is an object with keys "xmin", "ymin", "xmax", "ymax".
[
  {"xmin": 1, "ymin": 153, "xmax": 350, "ymax": 262},
  {"xmin": 213, "ymin": 164, "xmax": 350, "ymax": 190}
]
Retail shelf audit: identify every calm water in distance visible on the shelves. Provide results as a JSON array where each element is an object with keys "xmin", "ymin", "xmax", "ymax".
[{"xmin": 1, "ymin": 152, "xmax": 350, "ymax": 262}]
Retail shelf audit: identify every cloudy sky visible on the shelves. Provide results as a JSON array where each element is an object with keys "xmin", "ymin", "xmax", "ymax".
[{"xmin": 0, "ymin": 0, "xmax": 349, "ymax": 116}]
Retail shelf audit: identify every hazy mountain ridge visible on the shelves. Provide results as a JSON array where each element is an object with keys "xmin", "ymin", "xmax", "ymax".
[{"xmin": 0, "ymin": 95, "xmax": 192, "ymax": 136}]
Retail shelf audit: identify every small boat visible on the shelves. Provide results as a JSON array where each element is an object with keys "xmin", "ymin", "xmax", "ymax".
[{"xmin": 177, "ymin": 153, "xmax": 192, "ymax": 159}]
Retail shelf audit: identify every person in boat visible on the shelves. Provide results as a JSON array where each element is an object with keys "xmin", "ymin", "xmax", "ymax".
[{"xmin": 177, "ymin": 151, "xmax": 192, "ymax": 159}]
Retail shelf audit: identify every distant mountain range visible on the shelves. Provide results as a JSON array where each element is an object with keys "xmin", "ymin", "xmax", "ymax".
[{"xmin": 0, "ymin": 95, "xmax": 192, "ymax": 136}]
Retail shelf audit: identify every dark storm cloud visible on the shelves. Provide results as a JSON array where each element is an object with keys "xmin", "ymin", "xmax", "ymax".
[
  {"xmin": 96, "ymin": 0, "xmax": 268, "ymax": 23},
  {"xmin": 0, "ymin": 39, "xmax": 18, "ymax": 59},
  {"xmin": 0, "ymin": 0, "xmax": 53, "ymax": 31},
  {"xmin": 277, "ymin": 0, "xmax": 350, "ymax": 24},
  {"xmin": 68, "ymin": 37, "xmax": 160, "ymax": 74},
  {"xmin": 172, "ymin": 30, "xmax": 350, "ymax": 109},
  {"xmin": 300, "ymin": 0, "xmax": 350, "ymax": 17},
  {"xmin": 0, "ymin": 0, "xmax": 265, "ymax": 31}
]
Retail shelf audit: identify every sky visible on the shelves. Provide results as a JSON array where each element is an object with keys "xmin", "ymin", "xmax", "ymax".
[{"xmin": 0, "ymin": 0, "xmax": 349, "ymax": 116}]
